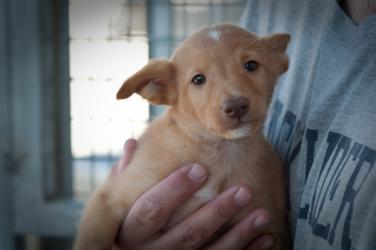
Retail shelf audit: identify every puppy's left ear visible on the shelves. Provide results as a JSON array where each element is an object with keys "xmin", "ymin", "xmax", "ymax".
[
  {"xmin": 261, "ymin": 33, "xmax": 290, "ymax": 76},
  {"xmin": 116, "ymin": 59, "xmax": 177, "ymax": 105}
]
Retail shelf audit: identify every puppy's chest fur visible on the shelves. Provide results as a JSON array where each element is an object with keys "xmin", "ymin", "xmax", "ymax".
[
  {"xmin": 135, "ymin": 115, "xmax": 281, "ymax": 228},
  {"xmin": 187, "ymin": 139, "xmax": 262, "ymax": 193}
]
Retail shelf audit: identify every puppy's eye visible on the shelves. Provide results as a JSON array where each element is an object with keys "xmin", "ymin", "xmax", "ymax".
[
  {"xmin": 244, "ymin": 60, "xmax": 259, "ymax": 72},
  {"xmin": 191, "ymin": 74, "xmax": 206, "ymax": 85}
]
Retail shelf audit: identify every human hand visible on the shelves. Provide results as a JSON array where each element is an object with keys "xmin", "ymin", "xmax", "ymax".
[{"xmin": 113, "ymin": 139, "xmax": 275, "ymax": 250}]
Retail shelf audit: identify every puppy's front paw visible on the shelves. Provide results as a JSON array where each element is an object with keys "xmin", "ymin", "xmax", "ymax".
[{"xmin": 75, "ymin": 186, "xmax": 126, "ymax": 250}]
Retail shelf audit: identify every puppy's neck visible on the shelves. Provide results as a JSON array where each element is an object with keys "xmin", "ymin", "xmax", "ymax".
[
  {"xmin": 159, "ymin": 109, "xmax": 268, "ymax": 178},
  {"xmin": 166, "ymin": 108, "xmax": 262, "ymax": 149}
]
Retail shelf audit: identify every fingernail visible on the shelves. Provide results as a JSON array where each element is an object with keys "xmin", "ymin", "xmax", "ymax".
[
  {"xmin": 260, "ymin": 238, "xmax": 274, "ymax": 249},
  {"xmin": 123, "ymin": 139, "xmax": 131, "ymax": 151},
  {"xmin": 233, "ymin": 188, "xmax": 251, "ymax": 206},
  {"xmin": 254, "ymin": 214, "xmax": 268, "ymax": 228},
  {"xmin": 124, "ymin": 138, "xmax": 136, "ymax": 151},
  {"xmin": 188, "ymin": 164, "xmax": 207, "ymax": 182}
]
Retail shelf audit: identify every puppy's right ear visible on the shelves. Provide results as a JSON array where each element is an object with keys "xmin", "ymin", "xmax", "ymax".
[{"xmin": 116, "ymin": 59, "xmax": 177, "ymax": 105}]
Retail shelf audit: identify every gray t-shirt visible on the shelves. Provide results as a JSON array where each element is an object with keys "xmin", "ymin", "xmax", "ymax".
[{"xmin": 241, "ymin": 0, "xmax": 376, "ymax": 249}]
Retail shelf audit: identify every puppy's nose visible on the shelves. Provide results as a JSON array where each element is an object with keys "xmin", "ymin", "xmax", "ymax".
[{"xmin": 222, "ymin": 97, "xmax": 249, "ymax": 119}]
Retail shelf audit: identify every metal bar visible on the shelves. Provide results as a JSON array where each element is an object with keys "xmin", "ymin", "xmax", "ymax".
[
  {"xmin": 69, "ymin": 34, "xmax": 148, "ymax": 41},
  {"xmin": 170, "ymin": 2, "xmax": 244, "ymax": 7},
  {"xmin": 182, "ymin": 1, "xmax": 187, "ymax": 36},
  {"xmin": 40, "ymin": 0, "xmax": 72, "ymax": 200},
  {"xmin": 89, "ymin": 153, "xmax": 96, "ymax": 193},
  {"xmin": 0, "ymin": 0, "xmax": 14, "ymax": 247},
  {"xmin": 147, "ymin": 0, "xmax": 172, "ymax": 119},
  {"xmin": 209, "ymin": 0, "xmax": 214, "ymax": 24}
]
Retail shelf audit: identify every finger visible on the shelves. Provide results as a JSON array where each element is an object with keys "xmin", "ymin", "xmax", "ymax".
[
  {"xmin": 118, "ymin": 138, "xmax": 137, "ymax": 173},
  {"xmin": 206, "ymin": 208, "xmax": 272, "ymax": 250},
  {"xmin": 157, "ymin": 185, "xmax": 253, "ymax": 250},
  {"xmin": 110, "ymin": 161, "xmax": 120, "ymax": 176},
  {"xmin": 110, "ymin": 139, "xmax": 137, "ymax": 176},
  {"xmin": 246, "ymin": 234, "xmax": 275, "ymax": 250},
  {"xmin": 119, "ymin": 164, "xmax": 208, "ymax": 245}
]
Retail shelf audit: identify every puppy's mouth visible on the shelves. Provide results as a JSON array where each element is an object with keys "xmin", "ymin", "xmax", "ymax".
[
  {"xmin": 221, "ymin": 118, "xmax": 264, "ymax": 139},
  {"xmin": 227, "ymin": 119, "xmax": 255, "ymax": 130}
]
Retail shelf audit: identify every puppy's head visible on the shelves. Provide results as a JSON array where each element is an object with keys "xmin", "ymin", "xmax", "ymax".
[{"xmin": 117, "ymin": 24, "xmax": 290, "ymax": 140}]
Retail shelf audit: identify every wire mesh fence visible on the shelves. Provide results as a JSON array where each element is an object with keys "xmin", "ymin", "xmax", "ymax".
[{"xmin": 69, "ymin": 0, "xmax": 149, "ymax": 198}]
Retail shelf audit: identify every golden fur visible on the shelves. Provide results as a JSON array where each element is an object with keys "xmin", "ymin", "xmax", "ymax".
[{"xmin": 75, "ymin": 24, "xmax": 291, "ymax": 250}]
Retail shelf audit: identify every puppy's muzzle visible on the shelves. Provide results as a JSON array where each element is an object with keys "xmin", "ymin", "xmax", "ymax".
[{"xmin": 222, "ymin": 96, "xmax": 249, "ymax": 119}]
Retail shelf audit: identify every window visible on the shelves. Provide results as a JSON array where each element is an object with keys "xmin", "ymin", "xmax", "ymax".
[{"xmin": 69, "ymin": 0, "xmax": 149, "ymax": 198}]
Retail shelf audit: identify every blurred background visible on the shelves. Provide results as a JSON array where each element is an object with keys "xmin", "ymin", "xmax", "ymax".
[{"xmin": 0, "ymin": 0, "xmax": 246, "ymax": 249}]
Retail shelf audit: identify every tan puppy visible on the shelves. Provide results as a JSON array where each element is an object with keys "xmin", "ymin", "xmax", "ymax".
[{"xmin": 75, "ymin": 24, "xmax": 291, "ymax": 250}]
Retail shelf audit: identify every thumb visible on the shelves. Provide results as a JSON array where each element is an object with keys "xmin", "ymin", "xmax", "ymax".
[{"xmin": 111, "ymin": 139, "xmax": 138, "ymax": 176}]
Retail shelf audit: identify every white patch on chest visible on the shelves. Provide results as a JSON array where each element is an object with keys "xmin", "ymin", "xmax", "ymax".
[
  {"xmin": 208, "ymin": 28, "xmax": 221, "ymax": 41},
  {"xmin": 224, "ymin": 126, "xmax": 252, "ymax": 139}
]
